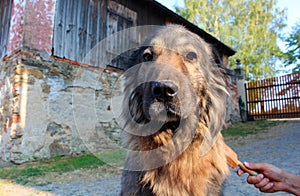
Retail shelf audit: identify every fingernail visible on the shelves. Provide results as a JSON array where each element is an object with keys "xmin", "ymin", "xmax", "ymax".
[
  {"xmin": 244, "ymin": 162, "xmax": 249, "ymax": 167},
  {"xmin": 258, "ymin": 174, "xmax": 264, "ymax": 179}
]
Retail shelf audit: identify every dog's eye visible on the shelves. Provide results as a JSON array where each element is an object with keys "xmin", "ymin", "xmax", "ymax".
[
  {"xmin": 185, "ymin": 52, "xmax": 197, "ymax": 62},
  {"xmin": 143, "ymin": 49, "xmax": 153, "ymax": 62}
]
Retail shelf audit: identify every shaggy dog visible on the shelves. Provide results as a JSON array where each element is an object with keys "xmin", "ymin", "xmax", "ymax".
[{"xmin": 120, "ymin": 25, "xmax": 229, "ymax": 196}]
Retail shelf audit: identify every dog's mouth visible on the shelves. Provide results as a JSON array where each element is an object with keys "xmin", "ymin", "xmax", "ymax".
[{"xmin": 129, "ymin": 81, "xmax": 181, "ymax": 131}]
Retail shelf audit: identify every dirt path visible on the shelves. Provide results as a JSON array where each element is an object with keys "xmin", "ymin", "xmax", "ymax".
[{"xmin": 1, "ymin": 120, "xmax": 299, "ymax": 196}]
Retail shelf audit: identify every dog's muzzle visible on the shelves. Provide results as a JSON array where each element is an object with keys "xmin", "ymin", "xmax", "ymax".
[{"xmin": 129, "ymin": 80, "xmax": 181, "ymax": 125}]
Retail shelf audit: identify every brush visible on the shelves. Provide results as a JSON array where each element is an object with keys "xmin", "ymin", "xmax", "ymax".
[{"xmin": 224, "ymin": 143, "xmax": 258, "ymax": 176}]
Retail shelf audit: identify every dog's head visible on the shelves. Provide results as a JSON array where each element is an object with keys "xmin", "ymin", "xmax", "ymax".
[{"xmin": 122, "ymin": 25, "xmax": 228, "ymax": 140}]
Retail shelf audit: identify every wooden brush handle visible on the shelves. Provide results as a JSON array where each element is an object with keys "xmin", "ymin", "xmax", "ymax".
[{"xmin": 238, "ymin": 161, "xmax": 258, "ymax": 176}]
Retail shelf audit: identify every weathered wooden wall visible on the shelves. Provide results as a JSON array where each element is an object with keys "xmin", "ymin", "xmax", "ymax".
[
  {"xmin": 0, "ymin": 0, "xmax": 12, "ymax": 59},
  {"xmin": 52, "ymin": 0, "xmax": 235, "ymax": 70},
  {"xmin": 53, "ymin": 0, "xmax": 107, "ymax": 63}
]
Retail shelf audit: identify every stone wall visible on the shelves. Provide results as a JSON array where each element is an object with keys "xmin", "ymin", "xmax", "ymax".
[
  {"xmin": 225, "ymin": 81, "xmax": 241, "ymax": 126},
  {"xmin": 225, "ymin": 68, "xmax": 244, "ymax": 126},
  {"xmin": 0, "ymin": 51, "xmax": 122, "ymax": 164}
]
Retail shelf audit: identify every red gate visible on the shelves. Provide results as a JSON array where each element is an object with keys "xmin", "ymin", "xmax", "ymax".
[{"xmin": 245, "ymin": 72, "xmax": 300, "ymax": 120}]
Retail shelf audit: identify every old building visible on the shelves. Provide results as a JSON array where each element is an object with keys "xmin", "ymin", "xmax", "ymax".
[{"xmin": 0, "ymin": 0, "xmax": 239, "ymax": 164}]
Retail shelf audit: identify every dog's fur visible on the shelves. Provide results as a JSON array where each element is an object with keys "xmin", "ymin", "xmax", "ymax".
[{"xmin": 120, "ymin": 25, "xmax": 229, "ymax": 196}]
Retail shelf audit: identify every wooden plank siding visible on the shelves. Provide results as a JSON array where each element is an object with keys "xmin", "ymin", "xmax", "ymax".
[
  {"xmin": 245, "ymin": 72, "xmax": 300, "ymax": 120},
  {"xmin": 53, "ymin": 0, "xmax": 140, "ymax": 69},
  {"xmin": 53, "ymin": 0, "xmax": 107, "ymax": 66},
  {"xmin": 0, "ymin": 0, "xmax": 12, "ymax": 59},
  {"xmin": 106, "ymin": 0, "xmax": 138, "ymax": 68},
  {"xmin": 52, "ymin": 0, "xmax": 236, "ymax": 70}
]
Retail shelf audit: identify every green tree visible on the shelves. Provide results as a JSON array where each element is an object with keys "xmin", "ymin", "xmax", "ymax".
[
  {"xmin": 284, "ymin": 21, "xmax": 300, "ymax": 72},
  {"xmin": 176, "ymin": 0, "xmax": 287, "ymax": 80}
]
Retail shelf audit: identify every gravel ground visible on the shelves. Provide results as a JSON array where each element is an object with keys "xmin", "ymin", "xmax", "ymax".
[
  {"xmin": 223, "ymin": 120, "xmax": 300, "ymax": 196},
  {"xmin": 2, "ymin": 120, "xmax": 299, "ymax": 196}
]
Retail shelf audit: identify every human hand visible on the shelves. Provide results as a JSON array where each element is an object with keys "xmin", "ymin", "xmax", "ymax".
[{"xmin": 237, "ymin": 162, "xmax": 286, "ymax": 193}]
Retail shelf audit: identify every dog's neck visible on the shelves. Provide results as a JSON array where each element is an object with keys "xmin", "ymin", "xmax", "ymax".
[{"xmin": 140, "ymin": 134, "xmax": 229, "ymax": 196}]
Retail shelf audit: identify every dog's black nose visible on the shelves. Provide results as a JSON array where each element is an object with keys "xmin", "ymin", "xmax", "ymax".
[{"xmin": 151, "ymin": 81, "xmax": 178, "ymax": 100}]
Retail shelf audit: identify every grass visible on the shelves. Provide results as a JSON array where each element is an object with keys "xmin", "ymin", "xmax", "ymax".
[
  {"xmin": 97, "ymin": 149, "xmax": 126, "ymax": 168},
  {"xmin": 222, "ymin": 119, "xmax": 283, "ymax": 137},
  {"xmin": 0, "ymin": 152, "xmax": 115, "ymax": 185},
  {"xmin": 0, "ymin": 120, "xmax": 283, "ymax": 185}
]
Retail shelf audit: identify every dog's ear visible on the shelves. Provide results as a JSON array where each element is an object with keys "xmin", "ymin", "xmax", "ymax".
[
  {"xmin": 202, "ymin": 45, "xmax": 230, "ymax": 139},
  {"xmin": 125, "ymin": 46, "xmax": 148, "ymax": 70},
  {"xmin": 211, "ymin": 46, "xmax": 227, "ymax": 70},
  {"xmin": 211, "ymin": 47, "xmax": 222, "ymax": 66},
  {"xmin": 211, "ymin": 45, "xmax": 229, "ymax": 85}
]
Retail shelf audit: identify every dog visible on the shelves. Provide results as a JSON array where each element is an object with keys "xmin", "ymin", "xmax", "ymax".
[{"xmin": 120, "ymin": 25, "xmax": 229, "ymax": 196}]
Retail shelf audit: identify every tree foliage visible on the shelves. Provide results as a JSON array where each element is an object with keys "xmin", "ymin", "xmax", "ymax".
[
  {"xmin": 284, "ymin": 21, "xmax": 300, "ymax": 72},
  {"xmin": 176, "ymin": 0, "xmax": 287, "ymax": 80}
]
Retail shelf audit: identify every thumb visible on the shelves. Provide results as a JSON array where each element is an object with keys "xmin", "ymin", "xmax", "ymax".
[{"xmin": 244, "ymin": 162, "xmax": 265, "ymax": 171}]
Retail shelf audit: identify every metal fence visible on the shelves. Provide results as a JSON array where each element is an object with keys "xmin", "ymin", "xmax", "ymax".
[{"xmin": 245, "ymin": 72, "xmax": 300, "ymax": 120}]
